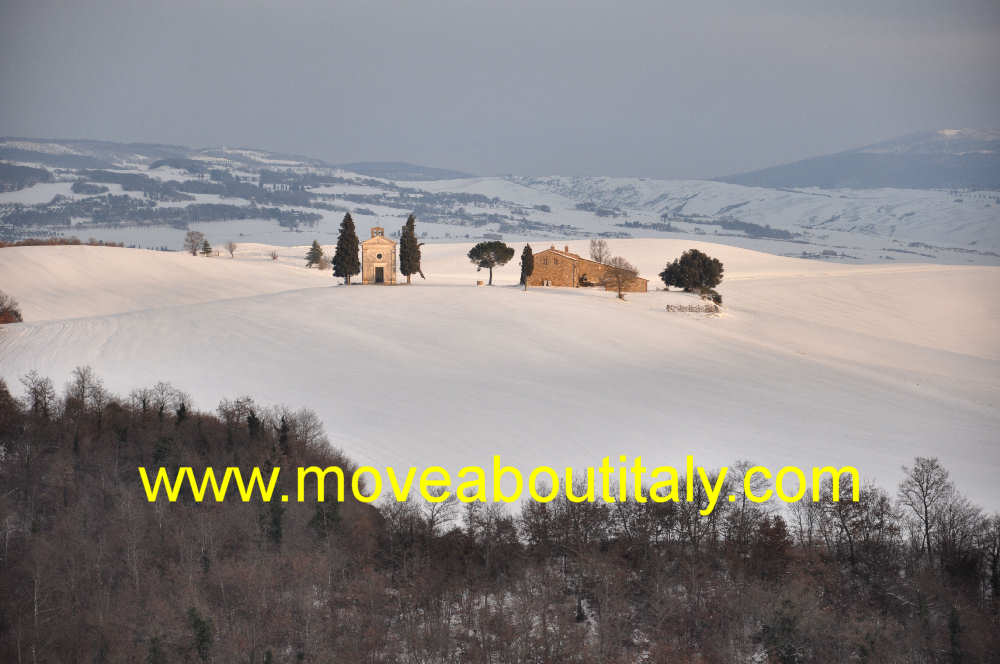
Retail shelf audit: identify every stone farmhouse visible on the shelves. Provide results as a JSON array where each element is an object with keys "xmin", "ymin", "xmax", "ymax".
[
  {"xmin": 526, "ymin": 245, "xmax": 648, "ymax": 292},
  {"xmin": 361, "ymin": 227, "xmax": 396, "ymax": 284}
]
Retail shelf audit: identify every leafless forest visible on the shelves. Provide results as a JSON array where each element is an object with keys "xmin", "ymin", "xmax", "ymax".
[{"xmin": 1, "ymin": 370, "xmax": 997, "ymax": 662}]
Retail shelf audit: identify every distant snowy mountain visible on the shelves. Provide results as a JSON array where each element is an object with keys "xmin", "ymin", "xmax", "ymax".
[
  {"xmin": 0, "ymin": 137, "xmax": 330, "ymax": 171},
  {"xmin": 718, "ymin": 129, "xmax": 1000, "ymax": 189}
]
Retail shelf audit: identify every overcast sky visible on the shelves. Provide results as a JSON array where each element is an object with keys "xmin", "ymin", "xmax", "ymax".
[{"xmin": 1, "ymin": 0, "xmax": 998, "ymax": 178}]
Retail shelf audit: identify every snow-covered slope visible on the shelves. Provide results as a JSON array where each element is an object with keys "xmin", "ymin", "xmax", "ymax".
[
  {"xmin": 1, "ymin": 243, "xmax": 997, "ymax": 508},
  {"xmin": 0, "ymin": 245, "xmax": 330, "ymax": 321}
]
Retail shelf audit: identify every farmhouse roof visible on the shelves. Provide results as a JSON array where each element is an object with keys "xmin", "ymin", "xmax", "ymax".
[{"xmin": 538, "ymin": 245, "xmax": 648, "ymax": 282}]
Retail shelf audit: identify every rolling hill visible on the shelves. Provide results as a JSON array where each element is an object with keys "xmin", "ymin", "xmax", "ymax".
[
  {"xmin": 2, "ymin": 134, "xmax": 998, "ymax": 266},
  {"xmin": 2, "ymin": 241, "xmax": 997, "ymax": 509}
]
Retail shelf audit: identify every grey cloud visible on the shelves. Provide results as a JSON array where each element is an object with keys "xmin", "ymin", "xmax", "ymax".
[{"xmin": 2, "ymin": 0, "xmax": 998, "ymax": 177}]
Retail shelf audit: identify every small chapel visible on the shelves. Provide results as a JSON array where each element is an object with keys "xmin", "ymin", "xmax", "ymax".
[{"xmin": 361, "ymin": 227, "xmax": 396, "ymax": 284}]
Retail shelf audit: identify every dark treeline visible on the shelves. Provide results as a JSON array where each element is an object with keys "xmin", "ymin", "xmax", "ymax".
[
  {"xmin": 71, "ymin": 180, "xmax": 110, "ymax": 195},
  {"xmin": 0, "ymin": 371, "xmax": 997, "ymax": 663},
  {"xmin": 0, "ymin": 236, "xmax": 124, "ymax": 248},
  {"xmin": 0, "ymin": 149, "xmax": 111, "ymax": 170},
  {"xmin": 0, "ymin": 163, "xmax": 53, "ymax": 192},
  {"xmin": 81, "ymin": 170, "xmax": 314, "ymax": 208},
  {"xmin": 641, "ymin": 214, "xmax": 797, "ymax": 240},
  {"xmin": 706, "ymin": 216, "xmax": 795, "ymax": 240},
  {"xmin": 575, "ymin": 202, "xmax": 624, "ymax": 217},
  {"xmin": 3, "ymin": 196, "xmax": 320, "ymax": 230}
]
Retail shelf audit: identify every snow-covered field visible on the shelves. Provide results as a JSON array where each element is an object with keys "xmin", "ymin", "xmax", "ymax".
[{"xmin": 1, "ymin": 240, "xmax": 998, "ymax": 508}]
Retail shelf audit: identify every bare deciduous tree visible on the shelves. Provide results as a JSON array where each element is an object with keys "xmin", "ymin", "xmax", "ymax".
[
  {"xmin": 724, "ymin": 459, "xmax": 773, "ymax": 550},
  {"xmin": 269, "ymin": 250, "xmax": 279, "ymax": 261},
  {"xmin": 589, "ymin": 238, "xmax": 611, "ymax": 264},
  {"xmin": 67, "ymin": 365, "xmax": 102, "ymax": 407},
  {"xmin": 285, "ymin": 407, "xmax": 328, "ymax": 450},
  {"xmin": 899, "ymin": 456, "xmax": 953, "ymax": 564},
  {"xmin": 599, "ymin": 256, "xmax": 638, "ymax": 300},
  {"xmin": 0, "ymin": 290, "xmax": 23, "ymax": 323},
  {"xmin": 428, "ymin": 488, "xmax": 459, "ymax": 530},
  {"xmin": 183, "ymin": 230, "xmax": 205, "ymax": 256},
  {"xmin": 20, "ymin": 370, "xmax": 56, "ymax": 419},
  {"xmin": 225, "ymin": 241, "xmax": 237, "ymax": 258},
  {"xmin": 935, "ymin": 492, "xmax": 983, "ymax": 572}
]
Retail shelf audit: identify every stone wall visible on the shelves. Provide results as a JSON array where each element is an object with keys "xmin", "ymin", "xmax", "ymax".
[
  {"xmin": 665, "ymin": 303, "xmax": 720, "ymax": 313},
  {"xmin": 526, "ymin": 251, "xmax": 579, "ymax": 287}
]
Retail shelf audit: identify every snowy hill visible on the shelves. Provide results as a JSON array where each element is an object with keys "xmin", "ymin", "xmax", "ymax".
[
  {"xmin": 0, "ymin": 137, "xmax": 329, "ymax": 171},
  {"xmin": 1, "ymin": 242, "xmax": 997, "ymax": 509},
  {"xmin": 337, "ymin": 161, "xmax": 475, "ymax": 181},
  {"xmin": 507, "ymin": 175, "xmax": 1000, "ymax": 261},
  {"xmin": 1, "ymin": 135, "xmax": 998, "ymax": 266}
]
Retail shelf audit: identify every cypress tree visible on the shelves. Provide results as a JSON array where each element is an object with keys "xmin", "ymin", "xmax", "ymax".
[
  {"xmin": 308, "ymin": 501, "xmax": 341, "ymax": 539},
  {"xmin": 247, "ymin": 408, "xmax": 260, "ymax": 439},
  {"xmin": 332, "ymin": 213, "xmax": 360, "ymax": 284},
  {"xmin": 200, "ymin": 239, "xmax": 212, "ymax": 256},
  {"xmin": 305, "ymin": 240, "xmax": 324, "ymax": 268},
  {"xmin": 399, "ymin": 214, "xmax": 423, "ymax": 284},
  {"xmin": 262, "ymin": 499, "xmax": 284, "ymax": 546},
  {"xmin": 147, "ymin": 636, "xmax": 167, "ymax": 664},
  {"xmin": 278, "ymin": 416, "xmax": 290, "ymax": 456},
  {"xmin": 186, "ymin": 607, "xmax": 213, "ymax": 662},
  {"xmin": 520, "ymin": 244, "xmax": 534, "ymax": 290}
]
